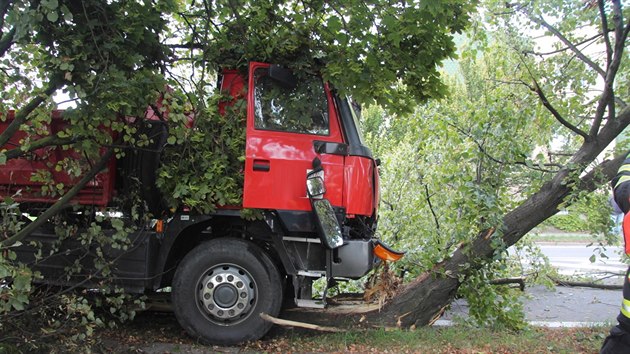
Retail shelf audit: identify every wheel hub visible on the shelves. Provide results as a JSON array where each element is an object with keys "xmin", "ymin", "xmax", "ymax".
[
  {"xmin": 214, "ymin": 284, "xmax": 238, "ymax": 308},
  {"xmin": 199, "ymin": 265, "xmax": 255, "ymax": 322}
]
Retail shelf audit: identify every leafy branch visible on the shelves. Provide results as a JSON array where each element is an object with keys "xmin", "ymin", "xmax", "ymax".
[
  {"xmin": 1, "ymin": 147, "xmax": 114, "ymax": 248},
  {"xmin": 529, "ymin": 78, "xmax": 590, "ymax": 140},
  {"xmin": 447, "ymin": 122, "xmax": 563, "ymax": 174},
  {"xmin": 590, "ymin": 0, "xmax": 628, "ymax": 137},
  {"xmin": 0, "ymin": 79, "xmax": 62, "ymax": 148},
  {"xmin": 523, "ymin": 8, "xmax": 606, "ymax": 78},
  {"xmin": 512, "ymin": 47, "xmax": 591, "ymax": 140},
  {"xmin": 2, "ymin": 135, "xmax": 77, "ymax": 161}
]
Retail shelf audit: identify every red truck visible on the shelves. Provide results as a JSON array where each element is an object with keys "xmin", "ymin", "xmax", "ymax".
[{"xmin": 0, "ymin": 62, "xmax": 402, "ymax": 344}]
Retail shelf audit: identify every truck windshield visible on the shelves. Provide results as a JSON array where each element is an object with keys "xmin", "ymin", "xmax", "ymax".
[{"xmin": 253, "ymin": 68, "xmax": 329, "ymax": 135}]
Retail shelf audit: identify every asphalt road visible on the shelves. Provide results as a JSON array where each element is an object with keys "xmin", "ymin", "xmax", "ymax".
[
  {"xmin": 538, "ymin": 244, "xmax": 626, "ymax": 277},
  {"xmin": 439, "ymin": 284, "xmax": 621, "ymax": 326},
  {"xmin": 438, "ymin": 243, "xmax": 627, "ymax": 327}
]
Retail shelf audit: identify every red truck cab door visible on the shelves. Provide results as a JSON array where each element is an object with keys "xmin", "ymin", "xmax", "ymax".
[{"xmin": 243, "ymin": 62, "xmax": 345, "ymax": 211}]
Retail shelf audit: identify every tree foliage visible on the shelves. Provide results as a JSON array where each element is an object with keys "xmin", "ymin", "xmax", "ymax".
[
  {"xmin": 154, "ymin": 0, "xmax": 476, "ymax": 213},
  {"xmin": 363, "ymin": 36, "xmax": 559, "ymax": 328},
  {"xmin": 0, "ymin": 0, "xmax": 173, "ymax": 349},
  {"xmin": 0, "ymin": 0, "xmax": 477, "ymax": 226},
  {"xmin": 156, "ymin": 92, "xmax": 247, "ymax": 213},
  {"xmin": 337, "ymin": 0, "xmax": 629, "ymax": 330},
  {"xmin": 171, "ymin": 0, "xmax": 475, "ymax": 111}
]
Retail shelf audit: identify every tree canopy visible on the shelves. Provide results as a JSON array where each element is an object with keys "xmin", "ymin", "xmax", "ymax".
[
  {"xmin": 0, "ymin": 0, "xmax": 477, "ymax": 218},
  {"xmin": 169, "ymin": 0, "xmax": 475, "ymax": 110}
]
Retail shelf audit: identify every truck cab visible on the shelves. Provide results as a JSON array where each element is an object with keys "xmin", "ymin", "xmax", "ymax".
[
  {"xmin": 221, "ymin": 62, "xmax": 379, "ymax": 220},
  {"xmin": 238, "ymin": 61, "xmax": 384, "ymax": 303}
]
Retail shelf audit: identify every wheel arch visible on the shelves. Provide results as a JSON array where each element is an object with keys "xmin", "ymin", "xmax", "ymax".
[{"xmin": 153, "ymin": 213, "xmax": 285, "ymax": 289}]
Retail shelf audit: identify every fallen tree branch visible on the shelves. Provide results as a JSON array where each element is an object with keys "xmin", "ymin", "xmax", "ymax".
[
  {"xmin": 489, "ymin": 277, "xmax": 526, "ymax": 291},
  {"xmin": 260, "ymin": 313, "xmax": 345, "ymax": 333},
  {"xmin": 549, "ymin": 276, "xmax": 623, "ymax": 290},
  {"xmin": 1, "ymin": 147, "xmax": 114, "ymax": 247},
  {"xmin": 0, "ymin": 80, "xmax": 61, "ymax": 148}
]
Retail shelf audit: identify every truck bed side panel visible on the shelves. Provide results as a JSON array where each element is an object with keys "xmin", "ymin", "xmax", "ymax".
[{"xmin": 0, "ymin": 110, "xmax": 115, "ymax": 206}]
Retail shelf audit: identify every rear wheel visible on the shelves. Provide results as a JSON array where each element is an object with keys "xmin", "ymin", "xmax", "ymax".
[{"xmin": 172, "ymin": 237, "xmax": 282, "ymax": 345}]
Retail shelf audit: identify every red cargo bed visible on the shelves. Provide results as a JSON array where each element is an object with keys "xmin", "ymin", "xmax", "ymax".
[{"xmin": 0, "ymin": 110, "xmax": 115, "ymax": 206}]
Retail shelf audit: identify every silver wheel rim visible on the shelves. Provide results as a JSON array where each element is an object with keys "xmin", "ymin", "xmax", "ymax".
[{"xmin": 197, "ymin": 264, "xmax": 257, "ymax": 325}]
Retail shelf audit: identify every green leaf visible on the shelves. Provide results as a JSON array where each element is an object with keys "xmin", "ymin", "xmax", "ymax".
[
  {"xmin": 61, "ymin": 4, "xmax": 73, "ymax": 21},
  {"xmin": 326, "ymin": 16, "xmax": 342, "ymax": 33},
  {"xmin": 47, "ymin": 11, "xmax": 59, "ymax": 22},
  {"xmin": 43, "ymin": 0, "xmax": 59, "ymax": 9}
]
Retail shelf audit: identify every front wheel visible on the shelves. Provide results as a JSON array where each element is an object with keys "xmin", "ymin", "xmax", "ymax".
[{"xmin": 172, "ymin": 238, "xmax": 283, "ymax": 345}]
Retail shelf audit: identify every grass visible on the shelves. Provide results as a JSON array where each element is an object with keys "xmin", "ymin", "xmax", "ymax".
[
  {"xmin": 246, "ymin": 326, "xmax": 608, "ymax": 353},
  {"xmin": 244, "ymin": 326, "xmax": 608, "ymax": 353},
  {"xmin": 93, "ymin": 311, "xmax": 609, "ymax": 353}
]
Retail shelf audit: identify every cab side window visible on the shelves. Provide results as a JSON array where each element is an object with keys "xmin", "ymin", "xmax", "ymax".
[{"xmin": 253, "ymin": 68, "xmax": 329, "ymax": 135}]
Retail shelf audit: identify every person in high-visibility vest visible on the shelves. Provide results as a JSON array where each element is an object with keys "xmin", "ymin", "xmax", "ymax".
[{"xmin": 601, "ymin": 155, "xmax": 630, "ymax": 353}]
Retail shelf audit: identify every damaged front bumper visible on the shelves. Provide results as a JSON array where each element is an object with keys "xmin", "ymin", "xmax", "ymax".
[{"xmin": 330, "ymin": 239, "xmax": 405, "ymax": 279}]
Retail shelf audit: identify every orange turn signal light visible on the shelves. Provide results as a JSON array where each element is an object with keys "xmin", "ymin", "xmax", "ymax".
[
  {"xmin": 374, "ymin": 241, "xmax": 405, "ymax": 262},
  {"xmin": 155, "ymin": 219, "xmax": 164, "ymax": 233}
]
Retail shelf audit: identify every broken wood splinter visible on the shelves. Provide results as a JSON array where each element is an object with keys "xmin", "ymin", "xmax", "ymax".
[{"xmin": 260, "ymin": 313, "xmax": 346, "ymax": 332}]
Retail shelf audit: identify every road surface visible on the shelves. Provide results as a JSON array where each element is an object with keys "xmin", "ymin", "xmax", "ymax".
[
  {"xmin": 438, "ymin": 243, "xmax": 627, "ymax": 326},
  {"xmin": 538, "ymin": 244, "xmax": 626, "ymax": 277}
]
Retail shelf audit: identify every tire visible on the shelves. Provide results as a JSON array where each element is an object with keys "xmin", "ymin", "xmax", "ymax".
[{"xmin": 172, "ymin": 237, "xmax": 283, "ymax": 345}]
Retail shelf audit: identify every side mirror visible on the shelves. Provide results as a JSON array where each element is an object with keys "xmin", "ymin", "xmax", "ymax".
[
  {"xmin": 312, "ymin": 199, "xmax": 343, "ymax": 249},
  {"xmin": 269, "ymin": 65, "xmax": 297, "ymax": 90},
  {"xmin": 306, "ymin": 170, "xmax": 326, "ymax": 198},
  {"xmin": 306, "ymin": 161, "xmax": 342, "ymax": 249}
]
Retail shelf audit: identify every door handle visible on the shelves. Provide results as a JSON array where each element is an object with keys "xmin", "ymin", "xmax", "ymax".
[{"xmin": 253, "ymin": 159, "xmax": 270, "ymax": 172}]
